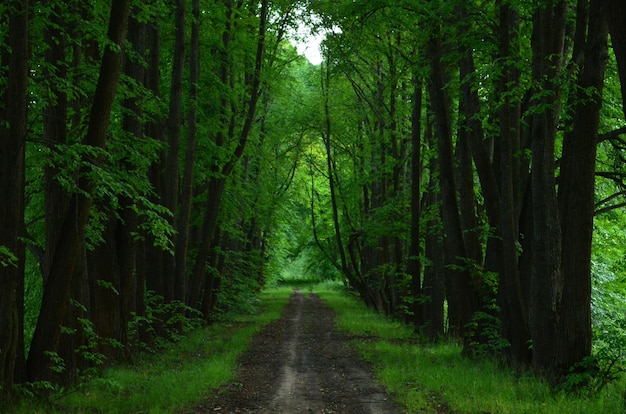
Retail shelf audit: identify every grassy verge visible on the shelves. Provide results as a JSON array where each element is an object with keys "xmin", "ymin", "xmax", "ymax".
[
  {"xmin": 14, "ymin": 286, "xmax": 293, "ymax": 414},
  {"xmin": 314, "ymin": 282, "xmax": 625, "ymax": 414}
]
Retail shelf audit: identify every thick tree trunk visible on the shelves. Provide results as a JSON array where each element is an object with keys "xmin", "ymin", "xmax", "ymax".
[
  {"xmin": 496, "ymin": 1, "xmax": 531, "ymax": 367},
  {"xmin": 189, "ymin": 177, "xmax": 226, "ymax": 312},
  {"xmin": 555, "ymin": 0, "xmax": 608, "ymax": 377},
  {"xmin": 27, "ymin": 0, "xmax": 131, "ymax": 382},
  {"xmin": 427, "ymin": 33, "xmax": 474, "ymax": 341},
  {"xmin": 423, "ymin": 152, "xmax": 446, "ymax": 340},
  {"xmin": 528, "ymin": 2, "xmax": 567, "ymax": 376},
  {"xmin": 88, "ymin": 218, "xmax": 122, "ymax": 362},
  {"xmin": 0, "ymin": 0, "xmax": 28, "ymax": 396}
]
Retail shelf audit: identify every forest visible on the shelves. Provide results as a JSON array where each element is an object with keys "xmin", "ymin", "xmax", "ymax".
[{"xmin": 1, "ymin": 0, "xmax": 626, "ymax": 404}]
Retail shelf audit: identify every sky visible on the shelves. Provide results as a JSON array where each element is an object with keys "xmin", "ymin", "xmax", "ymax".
[
  {"xmin": 294, "ymin": 31, "xmax": 324, "ymax": 65},
  {"xmin": 291, "ymin": 18, "xmax": 325, "ymax": 65}
]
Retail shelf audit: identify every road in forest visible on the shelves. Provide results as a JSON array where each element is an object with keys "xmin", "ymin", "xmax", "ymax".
[{"xmin": 191, "ymin": 289, "xmax": 402, "ymax": 413}]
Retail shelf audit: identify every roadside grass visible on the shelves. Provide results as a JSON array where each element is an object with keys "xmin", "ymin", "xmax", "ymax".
[
  {"xmin": 13, "ymin": 286, "xmax": 293, "ymax": 414},
  {"xmin": 315, "ymin": 282, "xmax": 625, "ymax": 414}
]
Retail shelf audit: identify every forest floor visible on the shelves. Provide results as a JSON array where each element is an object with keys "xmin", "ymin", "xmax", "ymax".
[{"xmin": 190, "ymin": 289, "xmax": 403, "ymax": 413}]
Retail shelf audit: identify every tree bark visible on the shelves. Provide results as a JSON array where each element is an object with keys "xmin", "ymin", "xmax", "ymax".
[
  {"xmin": 528, "ymin": 1, "xmax": 567, "ymax": 376},
  {"xmin": 407, "ymin": 75, "xmax": 424, "ymax": 329},
  {"xmin": 427, "ymin": 32, "xmax": 474, "ymax": 341},
  {"xmin": 175, "ymin": 0, "xmax": 199, "ymax": 309},
  {"xmin": 189, "ymin": 0, "xmax": 268, "ymax": 317},
  {"xmin": 143, "ymin": 8, "xmax": 165, "ymax": 306},
  {"xmin": 496, "ymin": 1, "xmax": 531, "ymax": 367},
  {"xmin": 162, "ymin": 0, "xmax": 186, "ymax": 303},
  {"xmin": 555, "ymin": 0, "xmax": 608, "ymax": 377},
  {"xmin": 605, "ymin": 0, "xmax": 626, "ymax": 118},
  {"xmin": 27, "ymin": 0, "xmax": 131, "ymax": 382},
  {"xmin": 0, "ymin": 0, "xmax": 29, "ymax": 395},
  {"xmin": 118, "ymin": 8, "xmax": 146, "ymax": 357}
]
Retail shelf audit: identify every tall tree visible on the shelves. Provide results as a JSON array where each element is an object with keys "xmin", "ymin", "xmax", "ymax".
[
  {"xmin": 27, "ymin": 0, "xmax": 131, "ymax": 382},
  {"xmin": 189, "ymin": 0, "xmax": 269, "ymax": 317},
  {"xmin": 527, "ymin": 1, "xmax": 567, "ymax": 376},
  {"xmin": 175, "ymin": 0, "xmax": 200, "ymax": 310},
  {"xmin": 0, "ymin": 0, "xmax": 29, "ymax": 395},
  {"xmin": 407, "ymin": 74, "xmax": 424, "ymax": 329},
  {"xmin": 162, "ymin": 0, "xmax": 186, "ymax": 303},
  {"xmin": 555, "ymin": 0, "xmax": 608, "ymax": 377},
  {"xmin": 427, "ymin": 29, "xmax": 475, "ymax": 340}
]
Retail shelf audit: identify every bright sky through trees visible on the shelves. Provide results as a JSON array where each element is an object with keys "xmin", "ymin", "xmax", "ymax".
[{"xmin": 292, "ymin": 21, "xmax": 324, "ymax": 65}]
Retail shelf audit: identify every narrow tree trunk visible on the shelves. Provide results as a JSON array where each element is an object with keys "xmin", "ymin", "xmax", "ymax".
[
  {"xmin": 162, "ymin": 0, "xmax": 186, "ymax": 303},
  {"xmin": 175, "ymin": 0, "xmax": 199, "ymax": 308},
  {"xmin": 144, "ymin": 11, "xmax": 165, "ymax": 304},
  {"xmin": 190, "ymin": 0, "xmax": 268, "ymax": 317},
  {"xmin": 118, "ymin": 8, "xmax": 146, "ymax": 356},
  {"xmin": 605, "ymin": 0, "xmax": 626, "ymax": 118},
  {"xmin": 407, "ymin": 76, "xmax": 424, "ymax": 329},
  {"xmin": 322, "ymin": 61, "xmax": 352, "ymax": 299}
]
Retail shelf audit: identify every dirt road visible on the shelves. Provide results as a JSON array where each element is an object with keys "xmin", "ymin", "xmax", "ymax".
[{"xmin": 193, "ymin": 289, "xmax": 402, "ymax": 413}]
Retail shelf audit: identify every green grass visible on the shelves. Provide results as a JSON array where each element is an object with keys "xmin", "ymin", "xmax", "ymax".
[
  {"xmin": 13, "ymin": 286, "xmax": 293, "ymax": 414},
  {"xmin": 314, "ymin": 283, "xmax": 625, "ymax": 414}
]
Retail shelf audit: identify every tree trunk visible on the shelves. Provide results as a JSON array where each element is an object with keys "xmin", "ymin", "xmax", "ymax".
[
  {"xmin": 175, "ymin": 0, "xmax": 199, "ymax": 308},
  {"xmin": 605, "ymin": 0, "xmax": 626, "ymax": 118},
  {"xmin": 423, "ymin": 146, "xmax": 446, "ymax": 340},
  {"xmin": 407, "ymin": 76, "xmax": 424, "ymax": 329},
  {"xmin": 88, "ymin": 217, "xmax": 122, "ymax": 362},
  {"xmin": 27, "ymin": 0, "xmax": 131, "ymax": 382},
  {"xmin": 0, "ymin": 0, "xmax": 28, "ymax": 395},
  {"xmin": 528, "ymin": 1, "xmax": 567, "ymax": 376},
  {"xmin": 495, "ymin": 1, "xmax": 531, "ymax": 367},
  {"xmin": 118, "ymin": 8, "xmax": 146, "ymax": 357},
  {"xmin": 322, "ymin": 61, "xmax": 353, "ymax": 301},
  {"xmin": 427, "ymin": 32, "xmax": 474, "ymax": 341},
  {"xmin": 162, "ymin": 0, "xmax": 186, "ymax": 304},
  {"xmin": 189, "ymin": 0, "xmax": 268, "ymax": 317},
  {"xmin": 555, "ymin": 0, "xmax": 608, "ymax": 377},
  {"xmin": 143, "ymin": 10, "xmax": 165, "ymax": 304}
]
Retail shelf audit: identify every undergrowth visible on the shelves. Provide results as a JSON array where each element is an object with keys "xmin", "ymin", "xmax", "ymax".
[
  {"xmin": 314, "ymin": 283, "xmax": 625, "ymax": 414},
  {"xmin": 11, "ymin": 286, "xmax": 293, "ymax": 414}
]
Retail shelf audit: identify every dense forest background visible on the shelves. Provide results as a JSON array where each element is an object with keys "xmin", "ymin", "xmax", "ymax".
[{"xmin": 2, "ymin": 0, "xmax": 626, "ymax": 398}]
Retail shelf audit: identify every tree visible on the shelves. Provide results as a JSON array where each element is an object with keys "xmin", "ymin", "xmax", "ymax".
[
  {"xmin": 0, "ymin": 0, "xmax": 29, "ymax": 395},
  {"xmin": 555, "ymin": 0, "xmax": 608, "ymax": 377},
  {"xmin": 27, "ymin": 0, "xmax": 131, "ymax": 382}
]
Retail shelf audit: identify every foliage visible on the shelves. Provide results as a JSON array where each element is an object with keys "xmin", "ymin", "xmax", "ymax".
[
  {"xmin": 3, "ymin": 0, "xmax": 626, "ymax": 406},
  {"xmin": 465, "ymin": 271, "xmax": 511, "ymax": 359},
  {"xmin": 317, "ymin": 285, "xmax": 625, "ymax": 413},
  {"xmin": 571, "ymin": 259, "xmax": 626, "ymax": 396},
  {"xmin": 129, "ymin": 290, "xmax": 203, "ymax": 352},
  {"xmin": 12, "ymin": 288, "xmax": 292, "ymax": 414},
  {"xmin": 0, "ymin": 245, "xmax": 18, "ymax": 267}
]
